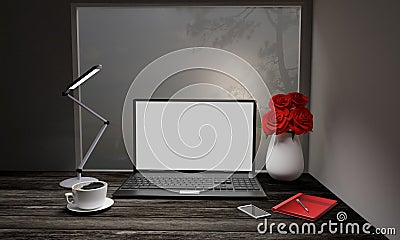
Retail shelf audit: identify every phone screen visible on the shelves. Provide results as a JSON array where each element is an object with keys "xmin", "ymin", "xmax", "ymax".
[{"xmin": 237, "ymin": 204, "xmax": 271, "ymax": 219}]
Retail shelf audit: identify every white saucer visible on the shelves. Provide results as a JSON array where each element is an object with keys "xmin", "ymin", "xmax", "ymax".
[{"xmin": 67, "ymin": 197, "xmax": 114, "ymax": 213}]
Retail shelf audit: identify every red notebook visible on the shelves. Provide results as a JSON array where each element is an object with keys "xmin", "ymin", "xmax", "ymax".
[{"xmin": 272, "ymin": 193, "xmax": 337, "ymax": 221}]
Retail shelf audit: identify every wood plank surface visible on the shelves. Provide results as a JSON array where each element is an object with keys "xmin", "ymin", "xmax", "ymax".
[{"xmin": 0, "ymin": 172, "xmax": 389, "ymax": 240}]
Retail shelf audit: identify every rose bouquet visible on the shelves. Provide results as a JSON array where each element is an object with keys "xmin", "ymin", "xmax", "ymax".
[{"xmin": 262, "ymin": 92, "xmax": 313, "ymax": 137}]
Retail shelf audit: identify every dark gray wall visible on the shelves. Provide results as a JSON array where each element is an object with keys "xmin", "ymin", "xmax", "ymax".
[
  {"xmin": 2, "ymin": 0, "xmax": 76, "ymax": 170},
  {"xmin": 310, "ymin": 0, "xmax": 400, "ymax": 238}
]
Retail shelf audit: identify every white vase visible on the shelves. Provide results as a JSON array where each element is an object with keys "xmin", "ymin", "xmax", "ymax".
[{"xmin": 266, "ymin": 132, "xmax": 304, "ymax": 181}]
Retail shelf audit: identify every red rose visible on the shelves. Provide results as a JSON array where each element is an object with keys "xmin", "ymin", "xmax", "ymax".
[
  {"xmin": 262, "ymin": 109, "xmax": 290, "ymax": 135},
  {"xmin": 288, "ymin": 92, "xmax": 309, "ymax": 108},
  {"xmin": 268, "ymin": 94, "xmax": 291, "ymax": 110},
  {"xmin": 289, "ymin": 108, "xmax": 313, "ymax": 135}
]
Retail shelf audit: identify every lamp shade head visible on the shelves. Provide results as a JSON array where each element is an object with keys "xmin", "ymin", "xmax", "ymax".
[{"xmin": 66, "ymin": 64, "xmax": 102, "ymax": 91}]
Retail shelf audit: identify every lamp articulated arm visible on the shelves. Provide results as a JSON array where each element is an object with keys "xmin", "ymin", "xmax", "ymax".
[
  {"xmin": 64, "ymin": 92, "xmax": 109, "ymax": 179},
  {"xmin": 64, "ymin": 93, "xmax": 109, "ymax": 125}
]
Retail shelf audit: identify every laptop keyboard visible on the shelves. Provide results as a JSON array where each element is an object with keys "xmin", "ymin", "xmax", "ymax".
[{"xmin": 120, "ymin": 176, "xmax": 261, "ymax": 191}]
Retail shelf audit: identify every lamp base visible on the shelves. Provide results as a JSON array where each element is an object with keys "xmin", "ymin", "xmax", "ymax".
[{"xmin": 59, "ymin": 176, "xmax": 99, "ymax": 189}]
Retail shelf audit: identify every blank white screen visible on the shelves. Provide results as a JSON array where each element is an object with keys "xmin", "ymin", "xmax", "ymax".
[{"xmin": 135, "ymin": 101, "xmax": 253, "ymax": 171}]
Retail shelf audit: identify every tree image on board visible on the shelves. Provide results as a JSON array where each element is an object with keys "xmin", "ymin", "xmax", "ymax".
[{"xmin": 185, "ymin": 7, "xmax": 300, "ymax": 96}]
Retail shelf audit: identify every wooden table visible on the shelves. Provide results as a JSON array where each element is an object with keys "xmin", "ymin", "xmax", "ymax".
[{"xmin": 0, "ymin": 172, "xmax": 388, "ymax": 239}]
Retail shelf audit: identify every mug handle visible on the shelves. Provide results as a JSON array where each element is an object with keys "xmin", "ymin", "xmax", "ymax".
[{"xmin": 65, "ymin": 192, "xmax": 74, "ymax": 204}]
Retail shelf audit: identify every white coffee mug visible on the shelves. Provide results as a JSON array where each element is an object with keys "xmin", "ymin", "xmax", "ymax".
[{"xmin": 65, "ymin": 181, "xmax": 108, "ymax": 210}]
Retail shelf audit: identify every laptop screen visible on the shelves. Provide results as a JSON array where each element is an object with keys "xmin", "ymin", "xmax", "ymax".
[{"xmin": 134, "ymin": 100, "xmax": 255, "ymax": 172}]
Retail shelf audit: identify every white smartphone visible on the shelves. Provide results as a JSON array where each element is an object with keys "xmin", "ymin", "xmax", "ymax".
[{"xmin": 237, "ymin": 204, "xmax": 271, "ymax": 219}]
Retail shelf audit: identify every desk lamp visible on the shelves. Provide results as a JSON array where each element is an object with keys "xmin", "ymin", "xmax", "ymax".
[{"xmin": 59, "ymin": 65, "xmax": 109, "ymax": 188}]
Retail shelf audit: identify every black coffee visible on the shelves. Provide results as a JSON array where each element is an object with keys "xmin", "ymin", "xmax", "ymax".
[{"xmin": 81, "ymin": 182, "xmax": 105, "ymax": 190}]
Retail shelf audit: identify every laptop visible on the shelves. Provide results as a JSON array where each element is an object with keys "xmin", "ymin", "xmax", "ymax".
[{"xmin": 113, "ymin": 99, "xmax": 267, "ymax": 198}]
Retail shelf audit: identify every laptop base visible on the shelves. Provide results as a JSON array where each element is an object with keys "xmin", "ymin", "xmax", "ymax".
[{"xmin": 113, "ymin": 172, "xmax": 267, "ymax": 198}]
